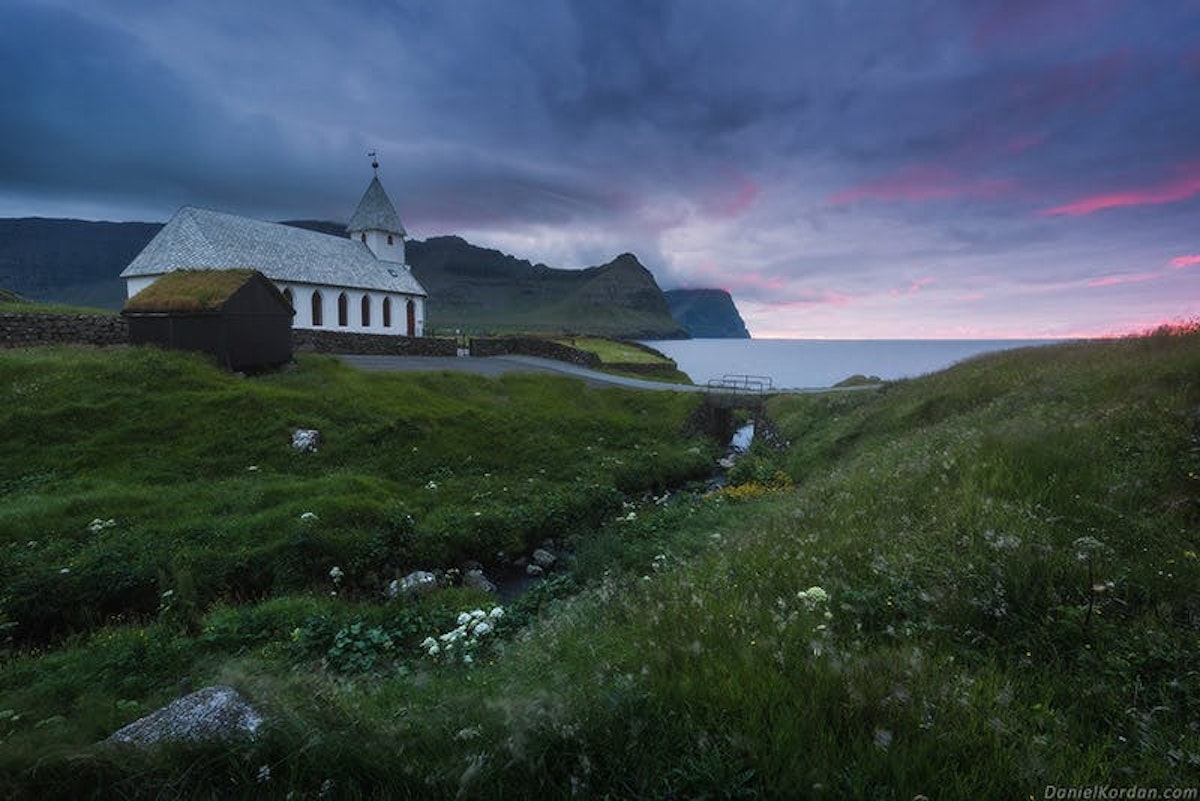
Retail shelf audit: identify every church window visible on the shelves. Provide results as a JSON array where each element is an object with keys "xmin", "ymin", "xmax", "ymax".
[
  {"xmin": 382, "ymin": 297, "xmax": 392, "ymax": 328},
  {"xmin": 337, "ymin": 292, "xmax": 348, "ymax": 327},
  {"xmin": 361, "ymin": 295, "xmax": 371, "ymax": 327},
  {"xmin": 282, "ymin": 287, "xmax": 294, "ymax": 310},
  {"xmin": 311, "ymin": 291, "xmax": 323, "ymax": 326},
  {"xmin": 360, "ymin": 233, "xmax": 366, "ymax": 244},
  {"xmin": 387, "ymin": 234, "xmax": 394, "ymax": 245}
]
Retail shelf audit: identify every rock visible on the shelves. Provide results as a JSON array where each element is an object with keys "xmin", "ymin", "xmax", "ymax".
[
  {"xmin": 461, "ymin": 559, "xmax": 483, "ymax": 572},
  {"xmin": 531, "ymin": 548, "xmax": 556, "ymax": 569},
  {"xmin": 105, "ymin": 685, "xmax": 263, "ymax": 747},
  {"xmin": 462, "ymin": 569, "xmax": 496, "ymax": 594},
  {"xmin": 718, "ymin": 456, "xmax": 736, "ymax": 470},
  {"xmin": 526, "ymin": 564, "xmax": 544, "ymax": 577},
  {"xmin": 389, "ymin": 570, "xmax": 437, "ymax": 598},
  {"xmin": 291, "ymin": 428, "xmax": 320, "ymax": 453}
]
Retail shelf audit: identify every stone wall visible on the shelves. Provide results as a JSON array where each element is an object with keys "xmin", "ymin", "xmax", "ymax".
[
  {"xmin": 469, "ymin": 336, "xmax": 601, "ymax": 367},
  {"xmin": 292, "ymin": 328, "xmax": 456, "ymax": 356},
  {"xmin": 0, "ymin": 312, "xmax": 129, "ymax": 348}
]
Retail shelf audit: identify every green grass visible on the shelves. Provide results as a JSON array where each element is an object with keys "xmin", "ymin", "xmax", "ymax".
[
  {"xmin": 554, "ymin": 336, "xmax": 671, "ymax": 365},
  {"xmin": 1, "ymin": 330, "xmax": 1198, "ymax": 798},
  {"xmin": 0, "ymin": 301, "xmax": 117, "ymax": 316}
]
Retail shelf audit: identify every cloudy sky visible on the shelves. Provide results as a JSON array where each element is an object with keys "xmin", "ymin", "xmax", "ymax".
[{"xmin": 2, "ymin": 0, "xmax": 1198, "ymax": 338}]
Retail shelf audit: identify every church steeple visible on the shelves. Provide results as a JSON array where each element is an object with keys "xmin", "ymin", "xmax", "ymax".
[{"xmin": 348, "ymin": 160, "xmax": 407, "ymax": 264}]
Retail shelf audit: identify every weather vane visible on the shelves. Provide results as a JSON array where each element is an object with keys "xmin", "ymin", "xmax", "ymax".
[{"xmin": 368, "ymin": 151, "xmax": 379, "ymax": 174}]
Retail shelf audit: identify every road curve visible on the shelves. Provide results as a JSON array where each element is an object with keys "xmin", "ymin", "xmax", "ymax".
[{"xmin": 336, "ymin": 353, "xmax": 879, "ymax": 395}]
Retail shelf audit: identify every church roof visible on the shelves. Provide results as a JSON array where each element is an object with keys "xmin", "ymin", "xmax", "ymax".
[
  {"xmin": 347, "ymin": 176, "xmax": 407, "ymax": 236},
  {"xmin": 120, "ymin": 206, "xmax": 426, "ymax": 296}
]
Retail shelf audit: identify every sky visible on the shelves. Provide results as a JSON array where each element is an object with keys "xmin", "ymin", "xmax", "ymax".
[{"xmin": 1, "ymin": 0, "xmax": 1198, "ymax": 338}]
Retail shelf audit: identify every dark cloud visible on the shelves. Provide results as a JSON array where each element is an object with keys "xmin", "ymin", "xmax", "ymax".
[{"xmin": 2, "ymin": 0, "xmax": 1197, "ymax": 336}]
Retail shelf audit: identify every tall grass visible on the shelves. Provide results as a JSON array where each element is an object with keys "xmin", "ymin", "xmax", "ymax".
[{"xmin": 1, "ymin": 331, "xmax": 1197, "ymax": 798}]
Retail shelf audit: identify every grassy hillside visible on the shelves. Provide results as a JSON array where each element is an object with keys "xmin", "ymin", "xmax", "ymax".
[{"xmin": 0, "ymin": 329, "xmax": 1197, "ymax": 797}]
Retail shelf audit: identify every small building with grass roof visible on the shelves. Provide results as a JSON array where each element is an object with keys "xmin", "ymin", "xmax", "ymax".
[
  {"xmin": 120, "ymin": 166, "xmax": 427, "ymax": 336},
  {"xmin": 123, "ymin": 269, "xmax": 294, "ymax": 371}
]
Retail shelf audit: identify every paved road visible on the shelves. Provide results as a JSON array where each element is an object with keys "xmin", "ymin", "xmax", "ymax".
[
  {"xmin": 337, "ymin": 353, "xmax": 706, "ymax": 391},
  {"xmin": 337, "ymin": 353, "xmax": 880, "ymax": 395}
]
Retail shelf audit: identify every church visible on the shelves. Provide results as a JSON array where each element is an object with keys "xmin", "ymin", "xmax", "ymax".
[{"xmin": 120, "ymin": 168, "xmax": 427, "ymax": 336}]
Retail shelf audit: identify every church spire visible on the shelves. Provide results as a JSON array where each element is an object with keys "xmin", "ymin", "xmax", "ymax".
[{"xmin": 348, "ymin": 163, "xmax": 407, "ymax": 264}]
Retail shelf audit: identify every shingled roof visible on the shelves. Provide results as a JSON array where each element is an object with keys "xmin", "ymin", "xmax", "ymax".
[
  {"xmin": 120, "ymin": 207, "xmax": 425, "ymax": 296},
  {"xmin": 347, "ymin": 176, "xmax": 407, "ymax": 236}
]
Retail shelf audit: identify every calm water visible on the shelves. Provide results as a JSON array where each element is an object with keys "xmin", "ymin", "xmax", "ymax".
[{"xmin": 642, "ymin": 338, "xmax": 1066, "ymax": 390}]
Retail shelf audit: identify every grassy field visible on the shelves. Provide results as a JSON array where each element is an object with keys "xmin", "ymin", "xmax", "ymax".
[{"xmin": 0, "ymin": 328, "xmax": 1198, "ymax": 798}]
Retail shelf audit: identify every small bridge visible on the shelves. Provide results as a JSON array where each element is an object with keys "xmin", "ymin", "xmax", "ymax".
[
  {"xmin": 703, "ymin": 374, "xmax": 774, "ymax": 409},
  {"xmin": 687, "ymin": 373, "xmax": 782, "ymax": 447}
]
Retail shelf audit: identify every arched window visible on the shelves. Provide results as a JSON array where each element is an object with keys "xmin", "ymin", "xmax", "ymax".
[
  {"xmin": 311, "ymin": 290, "xmax": 323, "ymax": 327},
  {"xmin": 406, "ymin": 298, "xmax": 416, "ymax": 336},
  {"xmin": 361, "ymin": 295, "xmax": 371, "ymax": 327},
  {"xmin": 282, "ymin": 287, "xmax": 294, "ymax": 310},
  {"xmin": 337, "ymin": 292, "xmax": 348, "ymax": 327},
  {"xmin": 382, "ymin": 297, "xmax": 392, "ymax": 328},
  {"xmin": 360, "ymin": 233, "xmax": 367, "ymax": 244},
  {"xmin": 387, "ymin": 234, "xmax": 394, "ymax": 245}
]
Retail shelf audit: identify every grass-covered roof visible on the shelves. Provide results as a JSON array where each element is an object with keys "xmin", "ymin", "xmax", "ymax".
[
  {"xmin": 0, "ymin": 287, "xmax": 27, "ymax": 303},
  {"xmin": 123, "ymin": 269, "xmax": 261, "ymax": 313}
]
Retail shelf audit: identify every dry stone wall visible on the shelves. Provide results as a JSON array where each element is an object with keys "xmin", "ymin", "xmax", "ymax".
[
  {"xmin": 0, "ymin": 312, "xmax": 129, "ymax": 348},
  {"xmin": 292, "ymin": 329, "xmax": 457, "ymax": 356}
]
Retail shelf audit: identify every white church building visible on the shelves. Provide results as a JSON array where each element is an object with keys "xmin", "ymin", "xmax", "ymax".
[{"xmin": 120, "ymin": 171, "xmax": 427, "ymax": 336}]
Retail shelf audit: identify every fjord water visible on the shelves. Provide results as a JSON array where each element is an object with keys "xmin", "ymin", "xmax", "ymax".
[{"xmin": 644, "ymin": 338, "xmax": 1065, "ymax": 389}]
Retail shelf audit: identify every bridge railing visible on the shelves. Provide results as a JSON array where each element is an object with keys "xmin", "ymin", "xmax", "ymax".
[{"xmin": 705, "ymin": 373, "xmax": 774, "ymax": 394}]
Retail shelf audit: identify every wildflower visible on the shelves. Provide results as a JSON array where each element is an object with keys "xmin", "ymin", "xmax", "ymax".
[
  {"xmin": 473, "ymin": 621, "xmax": 493, "ymax": 637},
  {"xmin": 1184, "ymin": 550, "xmax": 1197, "ymax": 560},
  {"xmin": 256, "ymin": 765, "xmax": 271, "ymax": 783},
  {"xmin": 457, "ymin": 612, "xmax": 472, "ymax": 626},
  {"xmin": 299, "ymin": 511, "xmax": 318, "ymax": 523},
  {"xmin": 796, "ymin": 586, "xmax": 830, "ymax": 608},
  {"xmin": 489, "ymin": 607, "xmax": 504, "ymax": 619},
  {"xmin": 1072, "ymin": 535, "xmax": 1108, "ymax": 561},
  {"xmin": 87, "ymin": 518, "xmax": 116, "ymax": 534},
  {"xmin": 59, "ymin": 567, "xmax": 70, "ymax": 575},
  {"xmin": 425, "ymin": 480, "xmax": 439, "ymax": 490},
  {"xmin": 329, "ymin": 566, "xmax": 344, "ymax": 584},
  {"xmin": 247, "ymin": 465, "xmax": 260, "ymax": 472}
]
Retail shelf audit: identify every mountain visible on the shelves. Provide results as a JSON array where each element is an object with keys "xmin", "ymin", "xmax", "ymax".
[
  {"xmin": 406, "ymin": 236, "xmax": 686, "ymax": 338},
  {"xmin": 0, "ymin": 217, "xmax": 746, "ymax": 339},
  {"xmin": 0, "ymin": 218, "xmax": 162, "ymax": 309},
  {"xmin": 664, "ymin": 288, "xmax": 751, "ymax": 339}
]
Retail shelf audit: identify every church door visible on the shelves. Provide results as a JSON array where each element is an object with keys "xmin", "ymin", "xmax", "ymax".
[{"xmin": 406, "ymin": 299, "xmax": 416, "ymax": 336}]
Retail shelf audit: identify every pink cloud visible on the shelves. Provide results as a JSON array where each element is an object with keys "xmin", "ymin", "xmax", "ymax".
[
  {"xmin": 759, "ymin": 290, "xmax": 856, "ymax": 309},
  {"xmin": 1041, "ymin": 162, "xmax": 1200, "ymax": 217},
  {"xmin": 829, "ymin": 164, "xmax": 1015, "ymax": 206},
  {"xmin": 890, "ymin": 276, "xmax": 935, "ymax": 297},
  {"xmin": 1086, "ymin": 272, "xmax": 1161, "ymax": 288},
  {"xmin": 1169, "ymin": 254, "xmax": 1200, "ymax": 269}
]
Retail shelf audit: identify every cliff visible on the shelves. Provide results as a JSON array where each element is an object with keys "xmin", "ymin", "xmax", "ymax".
[{"xmin": 664, "ymin": 288, "xmax": 751, "ymax": 338}]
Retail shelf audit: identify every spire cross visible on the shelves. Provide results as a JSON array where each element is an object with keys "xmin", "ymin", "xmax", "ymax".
[{"xmin": 368, "ymin": 151, "xmax": 379, "ymax": 174}]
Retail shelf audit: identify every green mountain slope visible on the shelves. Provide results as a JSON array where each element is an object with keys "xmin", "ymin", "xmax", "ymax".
[{"xmin": 0, "ymin": 218, "xmax": 709, "ymax": 338}]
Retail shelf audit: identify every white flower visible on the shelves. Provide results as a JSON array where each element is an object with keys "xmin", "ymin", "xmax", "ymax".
[
  {"xmin": 488, "ymin": 607, "xmax": 504, "ymax": 619},
  {"xmin": 59, "ymin": 567, "xmax": 70, "ymax": 575},
  {"xmin": 247, "ymin": 465, "xmax": 260, "ymax": 472},
  {"xmin": 299, "ymin": 511, "xmax": 318, "ymax": 522},
  {"xmin": 457, "ymin": 612, "xmax": 473, "ymax": 626},
  {"xmin": 329, "ymin": 566, "xmax": 344, "ymax": 582},
  {"xmin": 471, "ymin": 609, "xmax": 486, "ymax": 621},
  {"xmin": 425, "ymin": 480, "xmax": 439, "ymax": 490},
  {"xmin": 473, "ymin": 621, "xmax": 493, "ymax": 637}
]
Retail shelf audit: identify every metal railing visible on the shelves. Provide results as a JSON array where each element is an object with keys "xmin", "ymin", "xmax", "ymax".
[{"xmin": 705, "ymin": 373, "xmax": 774, "ymax": 394}]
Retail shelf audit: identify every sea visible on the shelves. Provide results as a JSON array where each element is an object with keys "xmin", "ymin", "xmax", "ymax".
[{"xmin": 641, "ymin": 338, "xmax": 1067, "ymax": 390}]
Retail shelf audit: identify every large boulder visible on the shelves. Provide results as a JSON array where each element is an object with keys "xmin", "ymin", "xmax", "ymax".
[{"xmin": 105, "ymin": 685, "xmax": 263, "ymax": 747}]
